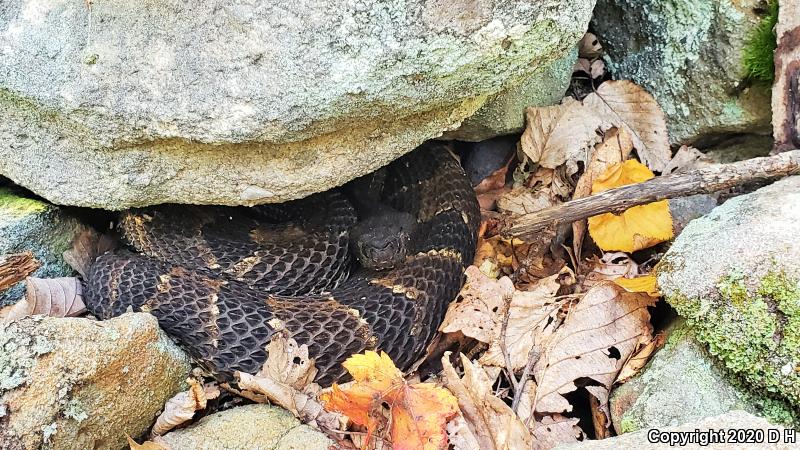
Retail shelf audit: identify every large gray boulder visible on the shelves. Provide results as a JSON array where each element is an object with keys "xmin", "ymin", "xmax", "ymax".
[
  {"xmin": 0, "ymin": 0, "xmax": 594, "ymax": 209},
  {"xmin": 657, "ymin": 176, "xmax": 800, "ymax": 409},
  {"xmin": 592, "ymin": 0, "xmax": 772, "ymax": 144}
]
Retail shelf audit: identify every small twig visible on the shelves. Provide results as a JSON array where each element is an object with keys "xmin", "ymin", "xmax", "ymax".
[
  {"xmin": 511, "ymin": 346, "xmax": 539, "ymax": 413},
  {"xmin": 504, "ymin": 149, "xmax": 800, "ymax": 240},
  {"xmin": 499, "ymin": 293, "xmax": 519, "ymax": 395}
]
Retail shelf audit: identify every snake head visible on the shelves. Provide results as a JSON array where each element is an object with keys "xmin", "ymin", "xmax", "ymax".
[{"xmin": 350, "ymin": 211, "xmax": 417, "ymax": 271}]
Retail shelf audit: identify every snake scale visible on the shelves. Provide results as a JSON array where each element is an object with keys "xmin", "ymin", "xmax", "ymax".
[{"xmin": 84, "ymin": 144, "xmax": 480, "ymax": 385}]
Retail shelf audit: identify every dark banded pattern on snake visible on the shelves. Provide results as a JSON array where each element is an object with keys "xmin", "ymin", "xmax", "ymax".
[{"xmin": 84, "ymin": 144, "xmax": 480, "ymax": 385}]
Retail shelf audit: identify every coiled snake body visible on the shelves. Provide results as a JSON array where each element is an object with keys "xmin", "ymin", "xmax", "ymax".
[{"xmin": 84, "ymin": 145, "xmax": 480, "ymax": 385}]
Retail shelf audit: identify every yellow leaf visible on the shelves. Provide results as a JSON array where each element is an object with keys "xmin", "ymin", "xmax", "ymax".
[
  {"xmin": 321, "ymin": 351, "xmax": 458, "ymax": 450},
  {"xmin": 614, "ymin": 274, "xmax": 660, "ymax": 297},
  {"xmin": 588, "ymin": 160, "xmax": 673, "ymax": 252}
]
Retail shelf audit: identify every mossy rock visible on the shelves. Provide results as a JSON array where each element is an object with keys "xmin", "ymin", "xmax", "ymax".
[
  {"xmin": 657, "ymin": 176, "xmax": 800, "ymax": 409},
  {"xmin": 592, "ymin": 0, "xmax": 772, "ymax": 143},
  {"xmin": 610, "ymin": 319, "xmax": 797, "ymax": 432},
  {"xmin": 0, "ymin": 188, "xmax": 87, "ymax": 306}
]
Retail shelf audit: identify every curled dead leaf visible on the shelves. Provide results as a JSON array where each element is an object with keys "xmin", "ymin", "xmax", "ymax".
[
  {"xmin": 615, "ymin": 331, "xmax": 667, "ymax": 384},
  {"xmin": 235, "ymin": 331, "xmax": 343, "ymax": 431},
  {"xmin": 63, "ymin": 229, "xmax": 116, "ymax": 278},
  {"xmin": 441, "ymin": 353, "xmax": 532, "ymax": 450},
  {"xmin": 151, "ymin": 378, "xmax": 220, "ymax": 436},
  {"xmin": 1, "ymin": 277, "xmax": 86, "ymax": 321}
]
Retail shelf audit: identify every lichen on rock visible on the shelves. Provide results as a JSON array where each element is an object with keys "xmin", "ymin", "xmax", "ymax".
[
  {"xmin": 0, "ymin": 314, "xmax": 191, "ymax": 450},
  {"xmin": 657, "ymin": 176, "xmax": 800, "ymax": 410},
  {"xmin": 592, "ymin": 0, "xmax": 773, "ymax": 144}
]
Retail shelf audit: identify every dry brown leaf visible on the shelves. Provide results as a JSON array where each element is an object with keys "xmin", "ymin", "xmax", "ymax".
[
  {"xmin": 573, "ymin": 59, "xmax": 606, "ymax": 80},
  {"xmin": 479, "ymin": 271, "xmax": 568, "ymax": 370},
  {"xmin": 439, "ymin": 266, "xmax": 514, "ymax": 343},
  {"xmin": 662, "ymin": 145, "xmax": 715, "ymax": 174},
  {"xmin": 1, "ymin": 277, "xmax": 86, "ymax": 321},
  {"xmin": 63, "ymin": 229, "xmax": 116, "ymax": 278},
  {"xmin": 260, "ymin": 328, "xmax": 318, "ymax": 389},
  {"xmin": 615, "ymin": 331, "xmax": 667, "ymax": 384},
  {"xmin": 578, "ymin": 32, "xmax": 602, "ymax": 58},
  {"xmin": 573, "ymin": 58, "xmax": 592, "ymax": 75},
  {"xmin": 530, "ymin": 415, "xmax": 584, "ymax": 450},
  {"xmin": 590, "ymin": 59, "xmax": 606, "ymax": 79},
  {"xmin": 583, "ymin": 80, "xmax": 671, "ymax": 172},
  {"xmin": 520, "ymin": 98, "xmax": 611, "ymax": 175},
  {"xmin": 587, "ymin": 386, "xmax": 611, "ymax": 439},
  {"xmin": 532, "ymin": 282, "xmax": 656, "ymax": 414},
  {"xmin": 496, "ymin": 187, "xmax": 557, "ymax": 216},
  {"xmin": 441, "ymin": 353, "xmax": 533, "ymax": 450},
  {"xmin": 236, "ymin": 331, "xmax": 344, "ymax": 431},
  {"xmin": 446, "ymin": 414, "xmax": 482, "ymax": 450},
  {"xmin": 151, "ymin": 379, "xmax": 220, "ymax": 436},
  {"xmin": 0, "ymin": 252, "xmax": 40, "ymax": 292}
]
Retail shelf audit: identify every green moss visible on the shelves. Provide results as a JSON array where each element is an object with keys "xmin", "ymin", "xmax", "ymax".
[
  {"xmin": 0, "ymin": 188, "xmax": 47, "ymax": 219},
  {"xmin": 670, "ymin": 269, "xmax": 800, "ymax": 410},
  {"xmin": 618, "ymin": 417, "xmax": 638, "ymax": 434},
  {"xmin": 742, "ymin": 0, "xmax": 778, "ymax": 83}
]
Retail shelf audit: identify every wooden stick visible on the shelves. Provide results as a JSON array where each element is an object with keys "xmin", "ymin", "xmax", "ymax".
[
  {"xmin": 0, "ymin": 252, "xmax": 41, "ymax": 292},
  {"xmin": 505, "ymin": 149, "xmax": 800, "ymax": 240}
]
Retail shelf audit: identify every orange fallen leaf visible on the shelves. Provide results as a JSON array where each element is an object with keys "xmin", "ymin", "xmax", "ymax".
[
  {"xmin": 321, "ymin": 351, "xmax": 458, "ymax": 450},
  {"xmin": 587, "ymin": 160, "xmax": 673, "ymax": 252}
]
